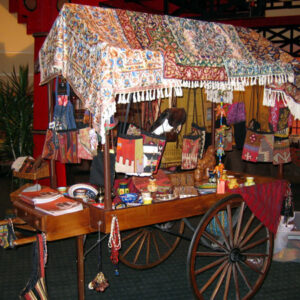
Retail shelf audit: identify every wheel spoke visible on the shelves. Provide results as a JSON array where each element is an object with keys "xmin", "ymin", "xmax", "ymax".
[
  {"xmin": 133, "ymin": 231, "xmax": 148, "ymax": 264},
  {"xmin": 232, "ymin": 264, "xmax": 240, "ymax": 300},
  {"xmin": 151, "ymin": 231, "xmax": 161, "ymax": 259},
  {"xmin": 146, "ymin": 231, "xmax": 150, "ymax": 265},
  {"xmin": 199, "ymin": 260, "xmax": 227, "ymax": 294},
  {"xmin": 196, "ymin": 251, "xmax": 227, "ymax": 257},
  {"xmin": 241, "ymin": 237, "xmax": 269, "ymax": 252},
  {"xmin": 223, "ymin": 264, "xmax": 232, "ymax": 300},
  {"xmin": 195, "ymin": 256, "xmax": 227, "ymax": 275},
  {"xmin": 243, "ymin": 260, "xmax": 264, "ymax": 275},
  {"xmin": 227, "ymin": 204, "xmax": 234, "ymax": 248},
  {"xmin": 239, "ymin": 223, "xmax": 264, "ymax": 249},
  {"xmin": 121, "ymin": 230, "xmax": 144, "ymax": 258},
  {"xmin": 236, "ymin": 262, "xmax": 253, "ymax": 291},
  {"xmin": 157, "ymin": 230, "xmax": 171, "ymax": 249},
  {"xmin": 237, "ymin": 213, "xmax": 255, "ymax": 246},
  {"xmin": 211, "ymin": 262, "xmax": 230, "ymax": 300},
  {"xmin": 233, "ymin": 202, "xmax": 245, "ymax": 247},
  {"xmin": 120, "ymin": 220, "xmax": 184, "ymax": 269},
  {"xmin": 215, "ymin": 212, "xmax": 230, "ymax": 249},
  {"xmin": 203, "ymin": 231, "xmax": 229, "ymax": 252},
  {"xmin": 122, "ymin": 228, "xmax": 143, "ymax": 242},
  {"xmin": 242, "ymin": 252, "xmax": 268, "ymax": 257}
]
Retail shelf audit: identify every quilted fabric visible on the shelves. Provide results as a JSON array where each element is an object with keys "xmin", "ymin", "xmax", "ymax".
[
  {"xmin": 273, "ymin": 138, "xmax": 291, "ymax": 165},
  {"xmin": 257, "ymin": 133, "xmax": 274, "ymax": 162},
  {"xmin": 242, "ymin": 129, "xmax": 262, "ymax": 162},
  {"xmin": 39, "ymin": 3, "xmax": 299, "ymax": 143}
]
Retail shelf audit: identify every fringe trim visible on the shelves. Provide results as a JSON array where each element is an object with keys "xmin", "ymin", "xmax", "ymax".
[{"xmin": 263, "ymin": 88, "xmax": 300, "ymax": 120}]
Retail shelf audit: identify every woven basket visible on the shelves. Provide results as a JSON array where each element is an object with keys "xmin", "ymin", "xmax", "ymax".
[{"xmin": 13, "ymin": 162, "xmax": 50, "ymax": 180}]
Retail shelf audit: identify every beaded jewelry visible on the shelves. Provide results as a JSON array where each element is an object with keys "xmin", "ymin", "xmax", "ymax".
[{"xmin": 108, "ymin": 216, "xmax": 121, "ymax": 276}]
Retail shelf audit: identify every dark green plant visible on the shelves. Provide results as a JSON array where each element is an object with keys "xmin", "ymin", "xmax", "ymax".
[{"xmin": 0, "ymin": 65, "xmax": 33, "ymax": 161}]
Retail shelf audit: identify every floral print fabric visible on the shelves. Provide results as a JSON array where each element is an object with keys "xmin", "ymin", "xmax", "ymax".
[{"xmin": 39, "ymin": 3, "xmax": 299, "ymax": 143}]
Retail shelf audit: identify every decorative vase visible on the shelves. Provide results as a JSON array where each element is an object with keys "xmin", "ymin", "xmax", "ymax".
[{"xmin": 118, "ymin": 182, "xmax": 129, "ymax": 195}]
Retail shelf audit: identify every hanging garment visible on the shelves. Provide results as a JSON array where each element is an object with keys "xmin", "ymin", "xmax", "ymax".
[
  {"xmin": 19, "ymin": 234, "xmax": 48, "ymax": 300},
  {"xmin": 226, "ymin": 102, "xmax": 246, "ymax": 125}
]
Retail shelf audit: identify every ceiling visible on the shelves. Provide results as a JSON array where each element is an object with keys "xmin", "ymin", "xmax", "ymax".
[{"xmin": 96, "ymin": 0, "xmax": 270, "ymax": 21}]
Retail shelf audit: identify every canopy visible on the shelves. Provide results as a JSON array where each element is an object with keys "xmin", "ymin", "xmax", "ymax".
[{"xmin": 39, "ymin": 3, "xmax": 300, "ymax": 143}]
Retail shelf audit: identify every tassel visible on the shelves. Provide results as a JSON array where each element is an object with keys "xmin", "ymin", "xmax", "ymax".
[
  {"xmin": 88, "ymin": 221, "xmax": 110, "ymax": 293},
  {"xmin": 88, "ymin": 272, "xmax": 109, "ymax": 292}
]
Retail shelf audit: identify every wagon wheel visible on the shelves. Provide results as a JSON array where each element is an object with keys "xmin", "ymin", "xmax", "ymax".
[
  {"xmin": 119, "ymin": 219, "xmax": 185, "ymax": 269},
  {"xmin": 187, "ymin": 194, "xmax": 273, "ymax": 300}
]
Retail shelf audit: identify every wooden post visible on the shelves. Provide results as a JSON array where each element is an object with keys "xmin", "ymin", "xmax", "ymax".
[
  {"xmin": 211, "ymin": 102, "xmax": 216, "ymax": 149},
  {"xmin": 47, "ymin": 80, "xmax": 57, "ymax": 188},
  {"xmin": 278, "ymin": 163, "xmax": 283, "ymax": 179},
  {"xmin": 77, "ymin": 235, "xmax": 85, "ymax": 300},
  {"xmin": 104, "ymin": 132, "xmax": 112, "ymax": 210}
]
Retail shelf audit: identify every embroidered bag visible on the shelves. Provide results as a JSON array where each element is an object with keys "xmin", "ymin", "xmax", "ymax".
[
  {"xmin": 0, "ymin": 219, "xmax": 16, "ymax": 249},
  {"xmin": 273, "ymin": 137, "xmax": 291, "ymax": 165},
  {"xmin": 181, "ymin": 89, "xmax": 201, "ymax": 170},
  {"xmin": 242, "ymin": 128, "xmax": 263, "ymax": 162},
  {"xmin": 41, "ymin": 129, "xmax": 59, "ymax": 160},
  {"xmin": 141, "ymin": 130, "xmax": 166, "ymax": 174},
  {"xmin": 57, "ymin": 130, "xmax": 80, "ymax": 164},
  {"xmin": 90, "ymin": 150, "xmax": 116, "ymax": 187},
  {"xmin": 77, "ymin": 127, "xmax": 98, "ymax": 160},
  {"xmin": 257, "ymin": 132, "xmax": 274, "ymax": 162},
  {"xmin": 20, "ymin": 234, "xmax": 48, "ymax": 300}
]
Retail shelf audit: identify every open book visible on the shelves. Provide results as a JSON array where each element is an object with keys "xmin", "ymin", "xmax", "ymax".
[
  {"xmin": 19, "ymin": 187, "xmax": 62, "ymax": 205},
  {"xmin": 34, "ymin": 197, "xmax": 83, "ymax": 216}
]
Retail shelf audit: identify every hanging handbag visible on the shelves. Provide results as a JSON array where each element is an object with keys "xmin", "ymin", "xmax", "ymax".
[
  {"xmin": 141, "ymin": 130, "xmax": 166, "ymax": 174},
  {"xmin": 181, "ymin": 89, "xmax": 202, "ymax": 170},
  {"xmin": 57, "ymin": 130, "xmax": 80, "ymax": 164},
  {"xmin": 115, "ymin": 99, "xmax": 144, "ymax": 175},
  {"xmin": 242, "ymin": 127, "xmax": 263, "ymax": 162},
  {"xmin": 77, "ymin": 127, "xmax": 98, "ymax": 160},
  {"xmin": 41, "ymin": 129, "xmax": 59, "ymax": 160},
  {"xmin": 273, "ymin": 137, "xmax": 291, "ymax": 165},
  {"xmin": 0, "ymin": 219, "xmax": 16, "ymax": 249},
  {"xmin": 20, "ymin": 234, "xmax": 48, "ymax": 300},
  {"xmin": 257, "ymin": 132, "xmax": 274, "ymax": 162},
  {"xmin": 52, "ymin": 77, "xmax": 77, "ymax": 131}
]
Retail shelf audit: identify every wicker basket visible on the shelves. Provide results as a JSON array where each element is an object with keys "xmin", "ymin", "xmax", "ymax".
[{"xmin": 13, "ymin": 162, "xmax": 50, "ymax": 180}]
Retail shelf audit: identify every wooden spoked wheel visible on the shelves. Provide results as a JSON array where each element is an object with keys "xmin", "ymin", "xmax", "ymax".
[
  {"xmin": 187, "ymin": 194, "xmax": 273, "ymax": 300},
  {"xmin": 119, "ymin": 219, "xmax": 185, "ymax": 269}
]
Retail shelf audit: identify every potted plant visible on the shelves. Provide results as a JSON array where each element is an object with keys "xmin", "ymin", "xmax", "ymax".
[{"xmin": 0, "ymin": 65, "xmax": 33, "ymax": 171}]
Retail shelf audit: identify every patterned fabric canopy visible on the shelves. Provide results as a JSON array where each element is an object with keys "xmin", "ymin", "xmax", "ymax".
[{"xmin": 39, "ymin": 3, "xmax": 299, "ymax": 143}]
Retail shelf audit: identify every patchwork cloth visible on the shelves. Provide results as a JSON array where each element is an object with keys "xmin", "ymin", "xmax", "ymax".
[
  {"xmin": 231, "ymin": 179, "xmax": 288, "ymax": 234},
  {"xmin": 273, "ymin": 138, "xmax": 291, "ymax": 165},
  {"xmin": 257, "ymin": 133, "xmax": 274, "ymax": 163},
  {"xmin": 242, "ymin": 129, "xmax": 262, "ymax": 162},
  {"xmin": 39, "ymin": 3, "xmax": 299, "ymax": 144}
]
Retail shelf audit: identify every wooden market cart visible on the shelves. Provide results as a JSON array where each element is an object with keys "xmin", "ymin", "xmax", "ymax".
[{"xmin": 9, "ymin": 3, "xmax": 300, "ymax": 300}]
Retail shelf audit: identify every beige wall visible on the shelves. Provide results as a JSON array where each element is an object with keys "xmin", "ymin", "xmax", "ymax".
[{"xmin": 0, "ymin": 0, "xmax": 34, "ymax": 82}]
